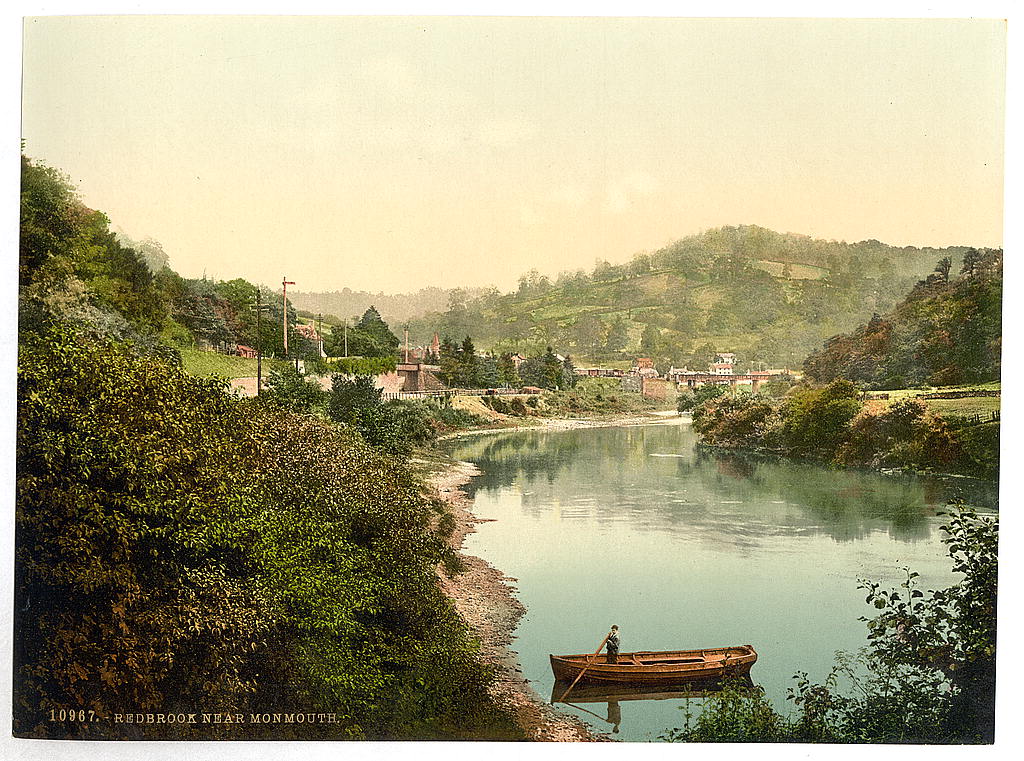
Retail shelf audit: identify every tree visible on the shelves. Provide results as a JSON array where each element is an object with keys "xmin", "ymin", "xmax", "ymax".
[
  {"xmin": 15, "ymin": 325, "xmax": 275, "ymax": 734},
  {"xmin": 459, "ymin": 336, "xmax": 480, "ymax": 388},
  {"xmin": 691, "ymin": 342, "xmax": 717, "ymax": 371},
  {"xmin": 571, "ymin": 313, "xmax": 606, "ymax": 357},
  {"xmin": 437, "ymin": 336, "xmax": 460, "ymax": 387},
  {"xmin": 262, "ymin": 366, "xmax": 326, "ymax": 414},
  {"xmin": 779, "ymin": 379, "xmax": 861, "ymax": 456},
  {"xmin": 678, "ymin": 383, "xmax": 727, "ymax": 412},
  {"xmin": 20, "ymin": 156, "xmax": 168, "ymax": 334},
  {"xmin": 327, "ymin": 374, "xmax": 405, "ymax": 453},
  {"xmin": 960, "ymin": 249, "xmax": 983, "ymax": 278},
  {"xmin": 604, "ymin": 315, "xmax": 630, "ymax": 354},
  {"xmin": 352, "ymin": 306, "xmax": 399, "ymax": 357},
  {"xmin": 520, "ymin": 347, "xmax": 570, "ymax": 390},
  {"xmin": 497, "ymin": 353, "xmax": 521, "ymax": 388},
  {"xmin": 640, "ymin": 323, "xmax": 661, "ymax": 357}
]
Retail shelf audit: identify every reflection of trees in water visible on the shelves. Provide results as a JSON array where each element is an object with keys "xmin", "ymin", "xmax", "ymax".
[
  {"xmin": 447, "ymin": 426, "xmax": 996, "ymax": 544},
  {"xmin": 691, "ymin": 448, "xmax": 997, "ymax": 542},
  {"xmin": 449, "ymin": 430, "xmax": 585, "ymax": 496}
]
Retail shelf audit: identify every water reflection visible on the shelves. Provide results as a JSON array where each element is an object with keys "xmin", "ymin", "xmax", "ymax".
[
  {"xmin": 447, "ymin": 423, "xmax": 996, "ymax": 544},
  {"xmin": 551, "ymin": 676, "xmax": 756, "ymax": 735}
]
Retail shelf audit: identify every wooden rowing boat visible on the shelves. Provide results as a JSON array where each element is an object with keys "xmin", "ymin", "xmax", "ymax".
[{"xmin": 549, "ymin": 645, "xmax": 757, "ymax": 685}]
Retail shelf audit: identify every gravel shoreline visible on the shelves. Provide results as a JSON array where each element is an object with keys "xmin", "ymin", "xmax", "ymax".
[{"xmin": 431, "ymin": 459, "xmax": 611, "ymax": 742}]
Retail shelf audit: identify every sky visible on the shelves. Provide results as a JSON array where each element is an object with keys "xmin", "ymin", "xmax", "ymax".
[{"xmin": 19, "ymin": 15, "xmax": 1007, "ymax": 295}]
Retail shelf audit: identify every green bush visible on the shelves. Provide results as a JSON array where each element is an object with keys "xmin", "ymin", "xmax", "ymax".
[
  {"xmin": 955, "ymin": 422, "xmax": 1000, "ymax": 480},
  {"xmin": 678, "ymin": 384, "xmax": 727, "ymax": 412},
  {"xmin": 263, "ymin": 365, "xmax": 328, "ymax": 414},
  {"xmin": 15, "ymin": 325, "xmax": 517, "ymax": 739},
  {"xmin": 690, "ymin": 394, "xmax": 778, "ymax": 448},
  {"xmin": 16, "ymin": 325, "xmax": 274, "ymax": 736},
  {"xmin": 779, "ymin": 380, "xmax": 861, "ymax": 456}
]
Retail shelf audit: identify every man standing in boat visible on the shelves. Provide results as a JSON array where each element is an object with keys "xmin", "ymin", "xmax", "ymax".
[{"xmin": 606, "ymin": 625, "xmax": 620, "ymax": 663}]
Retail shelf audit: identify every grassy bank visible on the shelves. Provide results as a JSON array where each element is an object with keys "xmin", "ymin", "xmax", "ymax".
[
  {"xmin": 178, "ymin": 346, "xmax": 291, "ymax": 378},
  {"xmin": 475, "ymin": 377, "xmax": 664, "ymax": 420}
]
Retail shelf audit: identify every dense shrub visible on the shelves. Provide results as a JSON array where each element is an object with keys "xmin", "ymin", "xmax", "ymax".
[
  {"xmin": 15, "ymin": 326, "xmax": 515, "ymax": 739},
  {"xmin": 391, "ymin": 398, "xmax": 490, "ymax": 437},
  {"xmin": 778, "ymin": 380, "xmax": 862, "ymax": 457},
  {"xmin": 326, "ymin": 374, "xmax": 408, "ymax": 454},
  {"xmin": 678, "ymin": 383, "xmax": 727, "ymax": 412},
  {"xmin": 263, "ymin": 365, "xmax": 328, "ymax": 414},
  {"xmin": 691, "ymin": 382, "xmax": 987, "ymax": 477},
  {"xmin": 836, "ymin": 399, "xmax": 958, "ymax": 470},
  {"xmin": 16, "ymin": 325, "xmax": 274, "ymax": 736},
  {"xmin": 318, "ymin": 355, "xmax": 397, "ymax": 376},
  {"xmin": 539, "ymin": 377, "xmax": 656, "ymax": 416},
  {"xmin": 690, "ymin": 395, "xmax": 778, "ymax": 448}
]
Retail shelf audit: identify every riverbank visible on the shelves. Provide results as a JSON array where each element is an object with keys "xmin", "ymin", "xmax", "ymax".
[
  {"xmin": 431, "ymin": 459, "xmax": 611, "ymax": 741},
  {"xmin": 439, "ymin": 408, "xmax": 684, "ymax": 441}
]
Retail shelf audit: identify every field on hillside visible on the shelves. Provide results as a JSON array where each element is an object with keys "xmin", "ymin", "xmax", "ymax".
[
  {"xmin": 871, "ymin": 383, "xmax": 1001, "ymax": 418},
  {"xmin": 925, "ymin": 397, "xmax": 1001, "ymax": 418}
]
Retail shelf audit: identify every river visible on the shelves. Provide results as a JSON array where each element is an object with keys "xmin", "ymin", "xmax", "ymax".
[{"xmin": 444, "ymin": 418, "xmax": 997, "ymax": 742}]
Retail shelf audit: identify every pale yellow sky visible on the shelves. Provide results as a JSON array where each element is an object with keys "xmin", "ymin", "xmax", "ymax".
[{"xmin": 21, "ymin": 16, "xmax": 1005, "ymax": 293}]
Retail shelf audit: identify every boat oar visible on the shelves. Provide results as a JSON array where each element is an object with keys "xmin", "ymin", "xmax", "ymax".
[
  {"xmin": 561, "ymin": 701, "xmax": 613, "ymax": 724},
  {"xmin": 557, "ymin": 633, "xmax": 611, "ymax": 703}
]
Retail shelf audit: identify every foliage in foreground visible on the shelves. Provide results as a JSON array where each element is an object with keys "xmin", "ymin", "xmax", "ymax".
[
  {"xmin": 664, "ymin": 506, "xmax": 997, "ymax": 744},
  {"xmin": 15, "ymin": 325, "xmax": 519, "ymax": 739}
]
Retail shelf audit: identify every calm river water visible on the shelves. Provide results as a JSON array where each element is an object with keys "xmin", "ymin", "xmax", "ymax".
[{"xmin": 445, "ymin": 418, "xmax": 997, "ymax": 742}]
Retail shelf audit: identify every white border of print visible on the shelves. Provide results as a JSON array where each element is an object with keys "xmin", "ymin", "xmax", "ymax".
[{"xmin": 0, "ymin": 3, "xmax": 1019, "ymax": 761}]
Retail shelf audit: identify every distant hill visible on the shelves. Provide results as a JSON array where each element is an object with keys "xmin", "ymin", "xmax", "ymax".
[
  {"xmin": 288, "ymin": 286, "xmax": 492, "ymax": 326},
  {"xmin": 405, "ymin": 225, "xmax": 978, "ymax": 371}
]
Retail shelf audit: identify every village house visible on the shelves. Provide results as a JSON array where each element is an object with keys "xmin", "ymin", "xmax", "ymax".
[{"xmin": 630, "ymin": 357, "xmax": 660, "ymax": 378}]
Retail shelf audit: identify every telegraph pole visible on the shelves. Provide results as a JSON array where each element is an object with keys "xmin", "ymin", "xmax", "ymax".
[
  {"xmin": 404, "ymin": 325, "xmax": 410, "ymax": 363},
  {"xmin": 252, "ymin": 288, "xmax": 271, "ymax": 396},
  {"xmin": 256, "ymin": 289, "xmax": 263, "ymax": 393},
  {"xmin": 282, "ymin": 276, "xmax": 295, "ymax": 357}
]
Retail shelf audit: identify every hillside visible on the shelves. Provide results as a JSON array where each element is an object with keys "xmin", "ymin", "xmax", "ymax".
[
  {"xmin": 405, "ymin": 225, "xmax": 972, "ymax": 371},
  {"xmin": 803, "ymin": 248, "xmax": 1002, "ymax": 389},
  {"xmin": 289, "ymin": 285, "xmax": 492, "ymax": 326}
]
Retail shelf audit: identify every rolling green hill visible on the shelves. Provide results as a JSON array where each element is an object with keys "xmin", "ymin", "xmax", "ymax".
[{"xmin": 407, "ymin": 225, "xmax": 974, "ymax": 371}]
